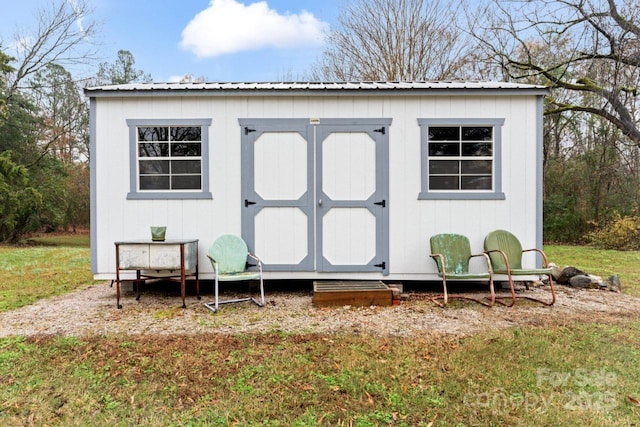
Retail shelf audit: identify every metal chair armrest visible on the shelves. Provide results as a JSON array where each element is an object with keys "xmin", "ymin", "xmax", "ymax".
[
  {"xmin": 471, "ymin": 252, "xmax": 494, "ymax": 275},
  {"xmin": 206, "ymin": 254, "xmax": 218, "ymax": 273},
  {"xmin": 248, "ymin": 253, "xmax": 263, "ymax": 273},
  {"xmin": 484, "ymin": 248, "xmax": 512, "ymax": 274},
  {"xmin": 429, "ymin": 253, "xmax": 448, "ymax": 278},
  {"xmin": 522, "ymin": 248, "xmax": 550, "ymax": 267}
]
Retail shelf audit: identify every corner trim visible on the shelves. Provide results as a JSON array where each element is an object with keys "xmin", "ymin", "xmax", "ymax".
[{"xmin": 90, "ymin": 98, "xmax": 98, "ymax": 275}]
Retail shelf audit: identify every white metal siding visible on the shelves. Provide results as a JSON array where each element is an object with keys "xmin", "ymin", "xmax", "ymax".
[{"xmin": 93, "ymin": 93, "xmax": 540, "ymax": 280}]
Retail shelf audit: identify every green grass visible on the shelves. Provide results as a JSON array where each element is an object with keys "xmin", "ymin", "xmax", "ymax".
[
  {"xmin": 1, "ymin": 327, "xmax": 639, "ymax": 426},
  {"xmin": 24, "ymin": 233, "xmax": 90, "ymax": 248},
  {"xmin": 545, "ymin": 245, "xmax": 640, "ymax": 296},
  {"xmin": 1, "ymin": 238, "xmax": 640, "ymax": 425},
  {"xmin": 0, "ymin": 233, "xmax": 93, "ymax": 311}
]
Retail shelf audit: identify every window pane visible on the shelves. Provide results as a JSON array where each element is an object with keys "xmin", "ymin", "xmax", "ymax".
[
  {"xmin": 139, "ymin": 160, "xmax": 169, "ymax": 174},
  {"xmin": 462, "ymin": 142, "xmax": 492, "ymax": 157},
  {"xmin": 461, "ymin": 176, "xmax": 492, "ymax": 190},
  {"xmin": 461, "ymin": 160, "xmax": 492, "ymax": 174},
  {"xmin": 171, "ymin": 160, "xmax": 201, "ymax": 174},
  {"xmin": 139, "ymin": 142, "xmax": 169, "ymax": 157},
  {"xmin": 429, "ymin": 176, "xmax": 459, "ymax": 190},
  {"xmin": 420, "ymin": 121, "xmax": 498, "ymax": 195},
  {"xmin": 171, "ymin": 127, "xmax": 201, "ymax": 141},
  {"xmin": 171, "ymin": 143, "xmax": 201, "ymax": 157},
  {"xmin": 172, "ymin": 176, "xmax": 201, "ymax": 190},
  {"xmin": 429, "ymin": 142, "xmax": 459, "ymax": 156},
  {"xmin": 140, "ymin": 176, "xmax": 170, "ymax": 190},
  {"xmin": 429, "ymin": 127, "xmax": 459, "ymax": 141},
  {"xmin": 429, "ymin": 160, "xmax": 459, "ymax": 174},
  {"xmin": 138, "ymin": 127, "xmax": 168, "ymax": 141},
  {"xmin": 462, "ymin": 127, "xmax": 492, "ymax": 141}
]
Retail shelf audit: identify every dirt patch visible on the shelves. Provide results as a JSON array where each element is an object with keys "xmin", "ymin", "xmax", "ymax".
[{"xmin": 1, "ymin": 282, "xmax": 639, "ymax": 337}]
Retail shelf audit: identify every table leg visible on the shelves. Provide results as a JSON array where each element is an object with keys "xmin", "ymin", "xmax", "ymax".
[
  {"xmin": 196, "ymin": 247, "xmax": 201, "ymax": 300},
  {"xmin": 115, "ymin": 246, "xmax": 122, "ymax": 309},
  {"xmin": 116, "ymin": 281, "xmax": 122, "ymax": 309},
  {"xmin": 180, "ymin": 244, "xmax": 186, "ymax": 308},
  {"xmin": 135, "ymin": 270, "xmax": 142, "ymax": 301}
]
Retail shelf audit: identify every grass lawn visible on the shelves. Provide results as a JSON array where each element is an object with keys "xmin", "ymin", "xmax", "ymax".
[
  {"xmin": 545, "ymin": 245, "xmax": 640, "ymax": 296},
  {"xmin": 1, "ymin": 236, "xmax": 640, "ymax": 425},
  {"xmin": 0, "ymin": 233, "xmax": 93, "ymax": 311}
]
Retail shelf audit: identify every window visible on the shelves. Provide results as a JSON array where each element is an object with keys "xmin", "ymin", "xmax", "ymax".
[
  {"xmin": 418, "ymin": 118, "xmax": 505, "ymax": 200},
  {"xmin": 126, "ymin": 119, "xmax": 212, "ymax": 199}
]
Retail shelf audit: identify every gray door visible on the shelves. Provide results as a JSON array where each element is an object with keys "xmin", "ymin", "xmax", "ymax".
[{"xmin": 240, "ymin": 118, "xmax": 390, "ymax": 275}]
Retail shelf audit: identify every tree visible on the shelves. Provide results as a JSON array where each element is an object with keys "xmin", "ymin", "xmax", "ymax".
[
  {"xmin": 30, "ymin": 63, "xmax": 89, "ymax": 164},
  {"xmin": 0, "ymin": 89, "xmax": 41, "ymax": 167},
  {"xmin": 0, "ymin": 83, "xmax": 72, "ymax": 238},
  {"xmin": 0, "ymin": 152, "xmax": 43, "ymax": 242},
  {"xmin": 2, "ymin": 0, "xmax": 97, "ymax": 116},
  {"xmin": 309, "ymin": 0, "xmax": 473, "ymax": 81},
  {"xmin": 63, "ymin": 162, "xmax": 89, "ymax": 232},
  {"xmin": 474, "ymin": 0, "xmax": 640, "ymax": 145},
  {"xmin": 96, "ymin": 50, "xmax": 152, "ymax": 85},
  {"xmin": 0, "ymin": 0, "xmax": 97, "ymax": 242},
  {"xmin": 28, "ymin": 64, "xmax": 90, "ymax": 231},
  {"xmin": 0, "ymin": 47, "xmax": 15, "ymax": 124}
]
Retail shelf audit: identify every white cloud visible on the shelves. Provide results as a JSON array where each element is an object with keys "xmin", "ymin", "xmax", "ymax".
[{"xmin": 180, "ymin": 0, "xmax": 328, "ymax": 57}]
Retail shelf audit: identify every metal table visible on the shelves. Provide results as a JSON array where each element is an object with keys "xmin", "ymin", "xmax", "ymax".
[{"xmin": 114, "ymin": 239, "xmax": 199, "ymax": 308}]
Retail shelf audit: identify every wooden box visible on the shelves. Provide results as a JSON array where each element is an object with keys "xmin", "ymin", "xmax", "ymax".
[{"xmin": 312, "ymin": 281, "xmax": 393, "ymax": 307}]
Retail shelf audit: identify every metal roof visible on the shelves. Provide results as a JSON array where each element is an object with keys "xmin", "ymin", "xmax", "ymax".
[{"xmin": 85, "ymin": 81, "xmax": 549, "ymax": 97}]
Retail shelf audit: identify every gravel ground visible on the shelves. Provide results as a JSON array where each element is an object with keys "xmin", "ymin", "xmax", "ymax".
[{"xmin": 1, "ymin": 282, "xmax": 639, "ymax": 338}]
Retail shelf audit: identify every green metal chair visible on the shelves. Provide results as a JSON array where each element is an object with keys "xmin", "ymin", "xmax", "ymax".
[
  {"xmin": 429, "ymin": 233, "xmax": 495, "ymax": 307},
  {"xmin": 204, "ymin": 234, "xmax": 265, "ymax": 313},
  {"xmin": 483, "ymin": 229, "xmax": 556, "ymax": 306}
]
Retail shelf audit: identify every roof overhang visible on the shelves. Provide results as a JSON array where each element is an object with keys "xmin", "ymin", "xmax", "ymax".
[{"xmin": 84, "ymin": 81, "xmax": 549, "ymax": 98}]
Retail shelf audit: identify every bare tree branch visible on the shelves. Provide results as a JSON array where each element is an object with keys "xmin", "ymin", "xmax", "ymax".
[
  {"xmin": 472, "ymin": 0, "xmax": 640, "ymax": 145},
  {"xmin": 5, "ymin": 0, "xmax": 97, "ymax": 102},
  {"xmin": 309, "ymin": 0, "xmax": 474, "ymax": 81}
]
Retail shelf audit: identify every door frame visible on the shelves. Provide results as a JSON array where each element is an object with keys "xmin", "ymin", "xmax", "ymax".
[
  {"xmin": 239, "ymin": 118, "xmax": 315, "ymax": 271},
  {"xmin": 315, "ymin": 119, "xmax": 391, "ymax": 275},
  {"xmin": 240, "ymin": 118, "xmax": 390, "ymax": 275}
]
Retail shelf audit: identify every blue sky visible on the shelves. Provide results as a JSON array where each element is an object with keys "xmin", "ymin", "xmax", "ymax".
[{"xmin": 0, "ymin": 0, "xmax": 341, "ymax": 82}]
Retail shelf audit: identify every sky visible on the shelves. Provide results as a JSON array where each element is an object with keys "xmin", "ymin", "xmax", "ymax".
[{"xmin": 0, "ymin": 0, "xmax": 341, "ymax": 83}]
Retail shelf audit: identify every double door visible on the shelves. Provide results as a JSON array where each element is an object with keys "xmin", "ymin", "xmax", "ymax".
[{"xmin": 240, "ymin": 118, "xmax": 390, "ymax": 275}]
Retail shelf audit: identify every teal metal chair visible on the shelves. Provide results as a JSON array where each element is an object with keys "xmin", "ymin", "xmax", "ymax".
[
  {"xmin": 483, "ymin": 229, "xmax": 556, "ymax": 306},
  {"xmin": 204, "ymin": 235, "xmax": 265, "ymax": 313},
  {"xmin": 429, "ymin": 234, "xmax": 495, "ymax": 307}
]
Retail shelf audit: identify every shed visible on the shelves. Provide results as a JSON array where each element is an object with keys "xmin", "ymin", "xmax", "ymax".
[{"xmin": 85, "ymin": 81, "xmax": 548, "ymax": 282}]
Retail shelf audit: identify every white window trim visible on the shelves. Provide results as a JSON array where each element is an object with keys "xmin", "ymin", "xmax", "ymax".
[
  {"xmin": 126, "ymin": 119, "xmax": 212, "ymax": 200},
  {"xmin": 417, "ymin": 118, "xmax": 506, "ymax": 200}
]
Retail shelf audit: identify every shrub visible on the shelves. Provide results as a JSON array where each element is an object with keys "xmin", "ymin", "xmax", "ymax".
[{"xmin": 587, "ymin": 214, "xmax": 640, "ymax": 250}]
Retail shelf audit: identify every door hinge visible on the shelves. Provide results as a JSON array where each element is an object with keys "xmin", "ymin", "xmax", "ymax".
[
  {"xmin": 244, "ymin": 199, "xmax": 256, "ymax": 207},
  {"xmin": 374, "ymin": 261, "xmax": 386, "ymax": 270},
  {"xmin": 244, "ymin": 127, "xmax": 256, "ymax": 135},
  {"xmin": 374, "ymin": 200, "xmax": 386, "ymax": 208},
  {"xmin": 374, "ymin": 126, "xmax": 386, "ymax": 135}
]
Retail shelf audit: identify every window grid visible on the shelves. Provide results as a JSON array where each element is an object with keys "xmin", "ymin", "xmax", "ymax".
[
  {"xmin": 136, "ymin": 126, "xmax": 202, "ymax": 192},
  {"xmin": 427, "ymin": 125, "xmax": 494, "ymax": 192}
]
